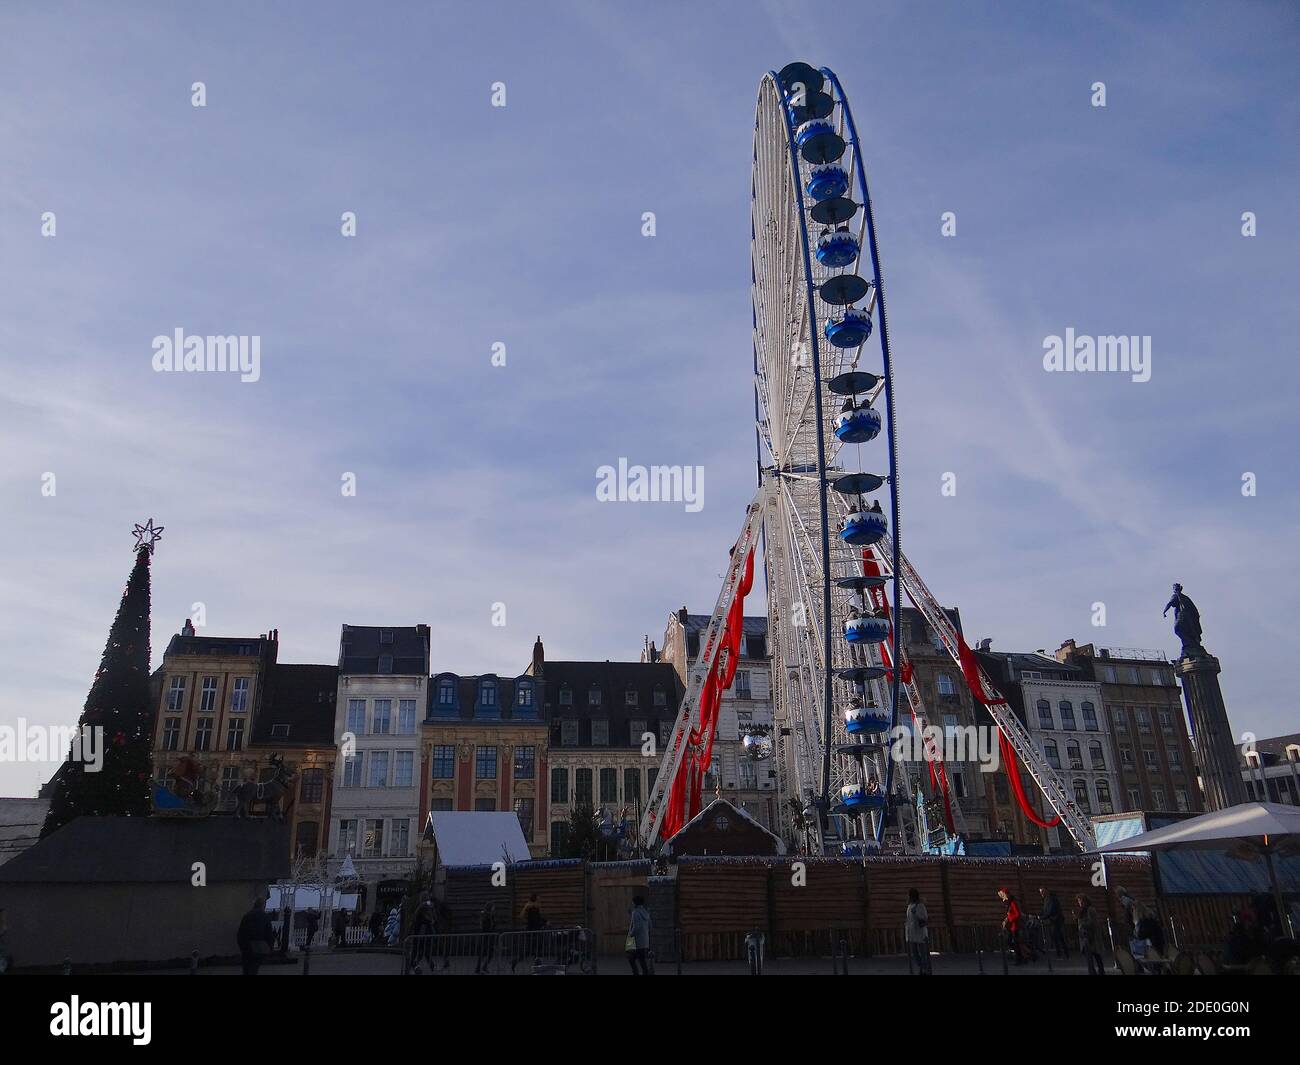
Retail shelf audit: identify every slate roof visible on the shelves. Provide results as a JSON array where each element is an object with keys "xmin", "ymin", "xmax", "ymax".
[
  {"xmin": 0, "ymin": 817, "xmax": 289, "ymax": 883},
  {"xmin": 252, "ymin": 664, "xmax": 339, "ymax": 746},
  {"xmin": 542, "ymin": 660, "xmax": 685, "ymax": 748},
  {"xmin": 426, "ymin": 672, "xmax": 543, "ymax": 724},
  {"xmin": 338, "ymin": 624, "xmax": 429, "ymax": 676}
]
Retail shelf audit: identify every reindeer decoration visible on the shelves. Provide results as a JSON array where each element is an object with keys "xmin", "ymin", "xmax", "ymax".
[{"xmin": 233, "ymin": 754, "xmax": 296, "ymax": 820}]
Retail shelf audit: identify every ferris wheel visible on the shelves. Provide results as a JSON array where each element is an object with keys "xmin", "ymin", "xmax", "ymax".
[{"xmin": 639, "ymin": 63, "xmax": 1096, "ymax": 856}]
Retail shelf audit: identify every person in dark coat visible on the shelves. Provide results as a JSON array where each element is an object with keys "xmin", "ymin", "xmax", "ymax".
[
  {"xmin": 331, "ymin": 907, "xmax": 348, "ymax": 948},
  {"xmin": 1075, "ymin": 894, "xmax": 1104, "ymax": 976},
  {"xmin": 236, "ymin": 892, "xmax": 276, "ymax": 976},
  {"xmin": 369, "ymin": 910, "xmax": 384, "ymax": 944},
  {"xmin": 1040, "ymin": 888, "xmax": 1068, "ymax": 959},
  {"xmin": 474, "ymin": 902, "xmax": 497, "ymax": 974}
]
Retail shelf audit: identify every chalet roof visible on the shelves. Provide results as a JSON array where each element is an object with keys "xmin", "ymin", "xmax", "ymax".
[
  {"xmin": 0, "ymin": 817, "xmax": 289, "ymax": 884},
  {"xmin": 662, "ymin": 798, "xmax": 786, "ymax": 857}
]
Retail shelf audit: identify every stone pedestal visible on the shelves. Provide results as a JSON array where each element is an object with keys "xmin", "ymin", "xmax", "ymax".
[{"xmin": 1178, "ymin": 654, "xmax": 1247, "ymax": 811}]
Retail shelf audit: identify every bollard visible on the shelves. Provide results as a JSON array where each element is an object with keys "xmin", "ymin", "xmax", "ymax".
[
  {"xmin": 976, "ymin": 926, "xmax": 985, "ymax": 975},
  {"xmin": 839, "ymin": 937, "xmax": 849, "ymax": 976},
  {"xmin": 1000, "ymin": 932, "xmax": 1009, "ymax": 975},
  {"xmin": 190, "ymin": 949, "xmax": 199, "ymax": 975},
  {"xmin": 302, "ymin": 942, "xmax": 311, "ymax": 976},
  {"xmin": 62, "ymin": 957, "xmax": 72, "ymax": 976},
  {"xmin": 675, "ymin": 928, "xmax": 682, "ymax": 977},
  {"xmin": 1045, "ymin": 943, "xmax": 1053, "ymax": 973}
]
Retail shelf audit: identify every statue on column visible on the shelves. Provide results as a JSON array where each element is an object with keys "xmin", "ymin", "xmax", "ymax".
[{"xmin": 1163, "ymin": 583, "xmax": 1206, "ymax": 660}]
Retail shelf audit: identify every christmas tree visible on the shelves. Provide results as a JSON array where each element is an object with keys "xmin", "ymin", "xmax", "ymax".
[{"xmin": 41, "ymin": 520, "xmax": 163, "ymax": 838}]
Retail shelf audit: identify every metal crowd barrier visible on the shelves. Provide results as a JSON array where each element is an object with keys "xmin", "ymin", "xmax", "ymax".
[{"xmin": 402, "ymin": 928, "xmax": 596, "ymax": 975}]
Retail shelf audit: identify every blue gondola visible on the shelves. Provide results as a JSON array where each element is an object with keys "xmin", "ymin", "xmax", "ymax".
[
  {"xmin": 840, "ymin": 508, "xmax": 887, "ymax": 546},
  {"xmin": 795, "ymin": 120, "xmax": 845, "ymax": 165},
  {"xmin": 806, "ymin": 164, "xmax": 848, "ymax": 202},
  {"xmin": 834, "ymin": 405, "xmax": 882, "ymax": 444},
  {"xmin": 825, "ymin": 306, "xmax": 873, "ymax": 348},
  {"xmin": 816, "ymin": 227, "xmax": 859, "ymax": 268},
  {"xmin": 845, "ymin": 703, "xmax": 891, "ymax": 734},
  {"xmin": 840, "ymin": 783, "xmax": 887, "ymax": 810},
  {"xmin": 841, "ymin": 840, "xmax": 882, "ymax": 857},
  {"xmin": 844, "ymin": 613, "xmax": 889, "ymax": 643}
]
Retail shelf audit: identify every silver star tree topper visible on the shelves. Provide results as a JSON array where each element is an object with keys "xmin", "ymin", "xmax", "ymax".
[{"xmin": 132, "ymin": 518, "xmax": 164, "ymax": 555}]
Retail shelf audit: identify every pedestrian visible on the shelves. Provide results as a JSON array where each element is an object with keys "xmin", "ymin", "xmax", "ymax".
[
  {"xmin": 385, "ymin": 905, "xmax": 401, "ymax": 947},
  {"xmin": 369, "ymin": 910, "xmax": 384, "ymax": 944},
  {"xmin": 278, "ymin": 905, "xmax": 292, "ymax": 954},
  {"xmin": 627, "ymin": 895, "xmax": 652, "ymax": 975},
  {"xmin": 410, "ymin": 895, "xmax": 435, "ymax": 973},
  {"xmin": 1076, "ymin": 895, "xmax": 1104, "ymax": 976},
  {"xmin": 474, "ymin": 902, "xmax": 497, "ymax": 974},
  {"xmin": 302, "ymin": 907, "xmax": 321, "ymax": 949},
  {"xmin": 998, "ymin": 888, "xmax": 1025, "ymax": 965},
  {"xmin": 434, "ymin": 896, "xmax": 454, "ymax": 970},
  {"xmin": 1115, "ymin": 886, "xmax": 1137, "ymax": 945},
  {"xmin": 331, "ymin": 907, "xmax": 348, "ymax": 949},
  {"xmin": 236, "ymin": 891, "xmax": 275, "ymax": 976},
  {"xmin": 513, "ymin": 893, "xmax": 547, "ymax": 972},
  {"xmin": 1040, "ymin": 888, "xmax": 1068, "ymax": 959},
  {"xmin": 905, "ymin": 887, "xmax": 931, "ymax": 975}
]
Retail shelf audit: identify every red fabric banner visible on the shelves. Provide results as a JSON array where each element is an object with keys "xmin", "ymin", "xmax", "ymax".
[{"xmin": 999, "ymin": 731, "xmax": 1061, "ymax": 828}]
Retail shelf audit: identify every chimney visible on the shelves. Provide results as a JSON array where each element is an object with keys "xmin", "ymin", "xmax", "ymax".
[
  {"xmin": 532, "ymin": 636, "xmax": 545, "ymax": 678},
  {"xmin": 977, "ymin": 638, "xmax": 992, "ymax": 652},
  {"xmin": 1055, "ymin": 638, "xmax": 1076, "ymax": 663},
  {"xmin": 181, "ymin": 618, "xmax": 195, "ymax": 638}
]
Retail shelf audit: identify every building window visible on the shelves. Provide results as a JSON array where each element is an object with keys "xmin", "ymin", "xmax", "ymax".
[
  {"xmin": 398, "ymin": 699, "xmax": 417, "ymax": 734},
  {"xmin": 659, "ymin": 721, "xmax": 672, "ymax": 749},
  {"xmin": 394, "ymin": 751, "xmax": 414, "ymax": 788},
  {"xmin": 1082, "ymin": 701, "xmax": 1098, "ymax": 730},
  {"xmin": 575, "ymin": 768, "xmax": 593, "ymax": 803},
  {"xmin": 1096, "ymin": 780, "xmax": 1114, "ymax": 814},
  {"xmin": 1168, "ymin": 748, "xmax": 1181, "ymax": 768},
  {"xmin": 1152, "ymin": 787, "xmax": 1167, "ymax": 809},
  {"xmin": 362, "ymin": 819, "xmax": 384, "ymax": 857},
  {"xmin": 517, "ymin": 684, "xmax": 533, "ymax": 707},
  {"xmin": 514, "ymin": 798, "xmax": 534, "ymax": 842},
  {"xmin": 270, "ymin": 724, "xmax": 290, "ymax": 739},
  {"xmin": 166, "ymin": 676, "xmax": 187, "ymax": 711},
  {"xmin": 231, "ymin": 677, "xmax": 250, "ymax": 712},
  {"xmin": 379, "ymin": 629, "xmax": 394, "ymax": 644},
  {"xmin": 994, "ymin": 776, "xmax": 1009, "ymax": 803},
  {"xmin": 220, "ymin": 766, "xmax": 241, "ymax": 798},
  {"xmin": 599, "ymin": 768, "xmax": 618, "ymax": 803},
  {"xmin": 337, "ymin": 819, "xmax": 357, "ymax": 857},
  {"xmin": 588, "ymin": 687, "xmax": 602, "ymax": 706},
  {"xmin": 200, "ymin": 676, "xmax": 218, "ymax": 712},
  {"xmin": 735, "ymin": 671, "xmax": 752, "ymax": 699},
  {"xmin": 647, "ymin": 767, "xmax": 658, "ymax": 796},
  {"xmin": 625, "ymin": 689, "xmax": 638, "ymax": 707},
  {"xmin": 624, "ymin": 767, "xmax": 641, "ymax": 801},
  {"xmin": 1143, "ymin": 748, "xmax": 1157, "ymax": 768},
  {"xmin": 937, "ymin": 673, "xmax": 955, "ymax": 697},
  {"xmin": 1175, "ymin": 787, "xmax": 1190, "ymax": 812},
  {"xmin": 225, "ymin": 718, "xmax": 245, "ymax": 751},
  {"xmin": 480, "ymin": 681, "xmax": 497, "ymax": 707},
  {"xmin": 300, "ymin": 768, "xmax": 324, "ymax": 804},
  {"xmin": 550, "ymin": 821, "xmax": 570, "ymax": 857},
  {"xmin": 195, "ymin": 718, "xmax": 213, "ymax": 751},
  {"xmin": 476, "ymin": 746, "xmax": 498, "ymax": 779},
  {"xmin": 431, "ymin": 745, "xmax": 456, "ymax": 779},
  {"xmin": 1112, "ymin": 708, "xmax": 1127, "ymax": 731},
  {"xmin": 561, "ymin": 719, "xmax": 578, "ymax": 746},
  {"xmin": 1120, "ymin": 747, "xmax": 1133, "ymax": 766},
  {"xmin": 367, "ymin": 752, "xmax": 390, "ymax": 788},
  {"xmin": 1044, "ymin": 739, "xmax": 1060, "ymax": 770},
  {"xmin": 372, "ymin": 699, "xmax": 392, "ymax": 735},
  {"xmin": 653, "ymin": 687, "xmax": 667, "ymax": 707},
  {"xmin": 1067, "ymin": 742, "xmax": 1083, "ymax": 771},
  {"xmin": 429, "ymin": 799, "xmax": 453, "ymax": 813},
  {"xmin": 162, "ymin": 718, "xmax": 180, "ymax": 751},
  {"xmin": 378, "ymin": 655, "xmax": 393, "ymax": 675},
  {"xmin": 346, "ymin": 699, "xmax": 366, "ymax": 733},
  {"xmin": 391, "ymin": 818, "xmax": 410, "ymax": 857},
  {"xmin": 1037, "ymin": 700, "xmax": 1053, "ymax": 730},
  {"xmin": 738, "ymin": 760, "xmax": 757, "ymax": 789},
  {"xmin": 1059, "ymin": 701, "xmax": 1076, "ymax": 730},
  {"xmin": 559, "ymin": 686, "xmax": 573, "ymax": 706},
  {"xmin": 342, "ymin": 755, "xmax": 362, "ymax": 788},
  {"xmin": 629, "ymin": 719, "xmax": 646, "ymax": 746},
  {"xmin": 746, "ymin": 634, "xmax": 767, "ymax": 658},
  {"xmin": 1136, "ymin": 708, "xmax": 1151, "ymax": 733},
  {"xmin": 514, "ymin": 746, "xmax": 536, "ymax": 780},
  {"xmin": 474, "ymin": 798, "xmax": 496, "ymax": 812},
  {"xmin": 1073, "ymin": 780, "xmax": 1091, "ymax": 813},
  {"xmin": 591, "ymin": 720, "xmax": 609, "ymax": 746},
  {"xmin": 1089, "ymin": 741, "xmax": 1106, "ymax": 771},
  {"xmin": 1159, "ymin": 710, "xmax": 1173, "ymax": 732},
  {"xmin": 551, "ymin": 768, "xmax": 569, "ymax": 803},
  {"xmin": 437, "ymin": 682, "xmax": 455, "ymax": 706}
]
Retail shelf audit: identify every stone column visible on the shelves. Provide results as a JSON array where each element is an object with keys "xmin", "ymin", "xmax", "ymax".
[{"xmin": 1178, "ymin": 654, "xmax": 1247, "ymax": 811}]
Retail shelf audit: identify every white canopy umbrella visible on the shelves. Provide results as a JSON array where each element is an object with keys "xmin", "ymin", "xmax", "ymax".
[{"xmin": 1093, "ymin": 802, "xmax": 1300, "ymax": 935}]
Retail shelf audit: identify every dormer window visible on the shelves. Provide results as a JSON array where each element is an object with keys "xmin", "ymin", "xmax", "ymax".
[
  {"xmin": 625, "ymin": 690, "xmax": 638, "ymax": 707},
  {"xmin": 559, "ymin": 686, "xmax": 573, "ymax": 706},
  {"xmin": 653, "ymin": 686, "xmax": 667, "ymax": 707},
  {"xmin": 271, "ymin": 724, "xmax": 290, "ymax": 738},
  {"xmin": 379, "ymin": 655, "xmax": 393, "ymax": 675},
  {"xmin": 438, "ymin": 681, "xmax": 455, "ymax": 705},
  {"xmin": 588, "ymin": 687, "xmax": 601, "ymax": 707},
  {"xmin": 379, "ymin": 629, "xmax": 394, "ymax": 644},
  {"xmin": 481, "ymin": 681, "xmax": 497, "ymax": 706},
  {"xmin": 517, "ymin": 685, "xmax": 533, "ymax": 707}
]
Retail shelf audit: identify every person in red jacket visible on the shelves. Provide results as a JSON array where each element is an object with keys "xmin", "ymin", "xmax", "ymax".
[{"xmin": 999, "ymin": 888, "xmax": 1026, "ymax": 965}]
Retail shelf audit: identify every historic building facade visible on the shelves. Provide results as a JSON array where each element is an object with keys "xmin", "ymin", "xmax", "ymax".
[
  {"xmin": 1055, "ymin": 641, "xmax": 1203, "ymax": 816},
  {"xmin": 542, "ymin": 654, "xmax": 685, "ymax": 857},
  {"xmin": 651, "ymin": 609, "xmax": 777, "ymax": 829},
  {"xmin": 419, "ymin": 638, "xmax": 548, "ymax": 858},
  {"xmin": 150, "ymin": 622, "xmax": 338, "ymax": 858},
  {"xmin": 1238, "ymin": 732, "xmax": 1300, "ymax": 805},
  {"xmin": 327, "ymin": 624, "xmax": 430, "ymax": 886}
]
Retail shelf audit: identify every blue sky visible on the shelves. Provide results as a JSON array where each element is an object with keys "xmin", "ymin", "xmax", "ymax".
[{"xmin": 1, "ymin": 1, "xmax": 1296, "ymax": 795}]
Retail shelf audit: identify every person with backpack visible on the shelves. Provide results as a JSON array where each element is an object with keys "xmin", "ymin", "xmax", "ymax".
[{"xmin": 905, "ymin": 888, "xmax": 931, "ymax": 975}]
